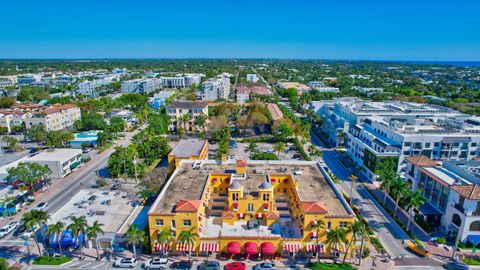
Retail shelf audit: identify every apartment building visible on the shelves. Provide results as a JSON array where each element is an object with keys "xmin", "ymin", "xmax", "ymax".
[
  {"xmin": 197, "ymin": 76, "xmax": 231, "ymax": 101},
  {"xmin": 165, "ymin": 101, "xmax": 208, "ymax": 132},
  {"xmin": 78, "ymin": 80, "xmax": 111, "ymax": 97},
  {"xmin": 0, "ymin": 111, "xmax": 29, "ymax": 133},
  {"xmin": 0, "ymin": 80, "xmax": 14, "ymax": 89},
  {"xmin": 246, "ymin": 74, "xmax": 259, "ymax": 83},
  {"xmin": 121, "ymin": 78, "xmax": 161, "ymax": 94},
  {"xmin": 17, "ymin": 74, "xmax": 42, "ymax": 85},
  {"xmin": 25, "ymin": 104, "xmax": 81, "ymax": 131},
  {"xmin": 404, "ymin": 157, "xmax": 480, "ymax": 243},
  {"xmin": 148, "ymin": 91, "xmax": 175, "ymax": 111},
  {"xmin": 161, "ymin": 74, "xmax": 203, "ymax": 88}
]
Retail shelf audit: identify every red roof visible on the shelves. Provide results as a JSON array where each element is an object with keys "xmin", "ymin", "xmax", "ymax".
[
  {"xmin": 265, "ymin": 211, "xmax": 280, "ymax": 219},
  {"xmin": 301, "ymin": 201, "xmax": 328, "ymax": 214},
  {"xmin": 236, "ymin": 160, "xmax": 247, "ymax": 167},
  {"xmin": 222, "ymin": 211, "xmax": 235, "ymax": 218},
  {"xmin": 451, "ymin": 185, "xmax": 480, "ymax": 200},
  {"xmin": 175, "ymin": 200, "xmax": 201, "ymax": 212},
  {"xmin": 404, "ymin": 156, "xmax": 438, "ymax": 167},
  {"xmin": 38, "ymin": 104, "xmax": 77, "ymax": 115}
]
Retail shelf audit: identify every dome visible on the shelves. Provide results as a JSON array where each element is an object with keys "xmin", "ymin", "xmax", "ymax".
[
  {"xmin": 229, "ymin": 181, "xmax": 242, "ymax": 189},
  {"xmin": 258, "ymin": 181, "xmax": 272, "ymax": 189}
]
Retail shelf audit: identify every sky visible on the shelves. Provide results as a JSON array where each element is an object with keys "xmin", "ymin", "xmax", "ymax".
[{"xmin": 1, "ymin": 0, "xmax": 479, "ymax": 61}]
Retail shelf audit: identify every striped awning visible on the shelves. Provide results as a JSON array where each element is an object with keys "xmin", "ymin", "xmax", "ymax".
[
  {"xmin": 306, "ymin": 244, "xmax": 325, "ymax": 253},
  {"xmin": 331, "ymin": 244, "xmax": 346, "ymax": 253},
  {"xmin": 310, "ymin": 231, "xmax": 318, "ymax": 238},
  {"xmin": 154, "ymin": 242, "xmax": 171, "ymax": 251},
  {"xmin": 256, "ymin": 213, "xmax": 264, "ymax": 218},
  {"xmin": 283, "ymin": 243, "xmax": 301, "ymax": 253},
  {"xmin": 176, "ymin": 242, "xmax": 195, "ymax": 252},
  {"xmin": 200, "ymin": 242, "xmax": 219, "ymax": 253}
]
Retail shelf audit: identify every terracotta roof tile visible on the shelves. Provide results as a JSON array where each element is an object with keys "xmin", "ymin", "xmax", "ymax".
[
  {"xmin": 222, "ymin": 211, "xmax": 235, "ymax": 218},
  {"xmin": 404, "ymin": 155, "xmax": 438, "ymax": 167},
  {"xmin": 301, "ymin": 201, "xmax": 328, "ymax": 214},
  {"xmin": 236, "ymin": 160, "xmax": 247, "ymax": 167},
  {"xmin": 265, "ymin": 211, "xmax": 280, "ymax": 219},
  {"xmin": 451, "ymin": 185, "xmax": 480, "ymax": 200},
  {"xmin": 175, "ymin": 200, "xmax": 201, "ymax": 212}
]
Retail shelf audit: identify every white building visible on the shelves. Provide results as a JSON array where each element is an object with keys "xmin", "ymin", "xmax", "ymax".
[
  {"xmin": 78, "ymin": 80, "xmax": 111, "ymax": 97},
  {"xmin": 0, "ymin": 111, "xmax": 28, "ymax": 133},
  {"xmin": 314, "ymin": 87, "xmax": 340, "ymax": 93},
  {"xmin": 246, "ymin": 74, "xmax": 259, "ymax": 83},
  {"xmin": 160, "ymin": 74, "xmax": 203, "ymax": 89},
  {"xmin": 0, "ymin": 80, "xmax": 14, "ymax": 89},
  {"xmin": 404, "ymin": 157, "xmax": 480, "ymax": 243},
  {"xmin": 17, "ymin": 74, "xmax": 41, "ymax": 85},
  {"xmin": 25, "ymin": 104, "xmax": 81, "ymax": 131},
  {"xmin": 356, "ymin": 87, "xmax": 384, "ymax": 96},
  {"xmin": 197, "ymin": 76, "xmax": 231, "ymax": 101},
  {"xmin": 121, "ymin": 78, "xmax": 161, "ymax": 94},
  {"xmin": 148, "ymin": 91, "xmax": 175, "ymax": 110}
]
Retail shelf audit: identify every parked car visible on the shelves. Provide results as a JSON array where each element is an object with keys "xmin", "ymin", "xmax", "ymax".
[
  {"xmin": 252, "ymin": 262, "xmax": 276, "ymax": 270},
  {"xmin": 169, "ymin": 261, "xmax": 192, "ymax": 270},
  {"xmin": 444, "ymin": 261, "xmax": 470, "ymax": 270},
  {"xmin": 111, "ymin": 183, "xmax": 121, "ymax": 190},
  {"xmin": 292, "ymin": 154, "xmax": 301, "ymax": 159},
  {"xmin": 197, "ymin": 261, "xmax": 220, "ymax": 270},
  {"xmin": 82, "ymin": 147, "xmax": 92, "ymax": 153},
  {"xmin": 22, "ymin": 226, "xmax": 38, "ymax": 239},
  {"xmin": 144, "ymin": 258, "xmax": 168, "ymax": 270},
  {"xmin": 0, "ymin": 222, "xmax": 19, "ymax": 238},
  {"xmin": 229, "ymin": 140, "xmax": 237, "ymax": 149},
  {"xmin": 13, "ymin": 224, "xmax": 26, "ymax": 237},
  {"xmin": 114, "ymin": 258, "xmax": 137, "ymax": 268},
  {"xmin": 224, "ymin": 262, "xmax": 246, "ymax": 270},
  {"xmin": 34, "ymin": 202, "xmax": 48, "ymax": 211}
]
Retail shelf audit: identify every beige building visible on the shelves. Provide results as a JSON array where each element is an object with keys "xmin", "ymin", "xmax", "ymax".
[
  {"xmin": 0, "ymin": 111, "xmax": 29, "ymax": 133},
  {"xmin": 25, "ymin": 104, "xmax": 81, "ymax": 131},
  {"xmin": 166, "ymin": 101, "xmax": 208, "ymax": 132}
]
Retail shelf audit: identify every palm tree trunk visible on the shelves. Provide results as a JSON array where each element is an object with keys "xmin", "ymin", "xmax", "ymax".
[
  {"xmin": 34, "ymin": 234, "xmax": 42, "ymax": 256},
  {"xmin": 132, "ymin": 241, "xmax": 137, "ymax": 259},
  {"xmin": 394, "ymin": 199, "xmax": 400, "ymax": 218},
  {"xmin": 95, "ymin": 246, "xmax": 100, "ymax": 260},
  {"xmin": 342, "ymin": 237, "xmax": 354, "ymax": 263},
  {"xmin": 382, "ymin": 189, "xmax": 388, "ymax": 205},
  {"xmin": 406, "ymin": 209, "xmax": 412, "ymax": 232}
]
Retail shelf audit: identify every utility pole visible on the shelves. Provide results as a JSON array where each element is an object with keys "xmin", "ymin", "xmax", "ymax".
[{"xmin": 452, "ymin": 230, "xmax": 460, "ymax": 260}]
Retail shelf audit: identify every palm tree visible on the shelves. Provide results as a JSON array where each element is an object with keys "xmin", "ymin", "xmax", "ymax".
[
  {"xmin": 342, "ymin": 221, "xmax": 363, "ymax": 263},
  {"xmin": 125, "ymin": 224, "xmax": 143, "ymax": 259},
  {"xmin": 87, "ymin": 221, "xmax": 105, "ymax": 260},
  {"xmin": 21, "ymin": 210, "xmax": 50, "ymax": 256},
  {"xmin": 390, "ymin": 176, "xmax": 408, "ymax": 217},
  {"xmin": 67, "ymin": 216, "xmax": 88, "ymax": 259},
  {"xmin": 46, "ymin": 222, "xmax": 64, "ymax": 257},
  {"xmin": 404, "ymin": 189, "xmax": 426, "ymax": 232},
  {"xmin": 348, "ymin": 175, "xmax": 358, "ymax": 208},
  {"xmin": 245, "ymin": 142, "xmax": 258, "ymax": 157},
  {"xmin": 273, "ymin": 142, "xmax": 286, "ymax": 158},
  {"xmin": 156, "ymin": 227, "xmax": 172, "ymax": 256},
  {"xmin": 326, "ymin": 228, "xmax": 348, "ymax": 263},
  {"xmin": 178, "ymin": 227, "xmax": 199, "ymax": 262},
  {"xmin": 0, "ymin": 196, "xmax": 15, "ymax": 216},
  {"xmin": 379, "ymin": 172, "xmax": 395, "ymax": 205},
  {"xmin": 311, "ymin": 219, "xmax": 325, "ymax": 263}
]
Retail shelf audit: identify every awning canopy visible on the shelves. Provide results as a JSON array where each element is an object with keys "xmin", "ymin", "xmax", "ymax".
[
  {"xmin": 244, "ymin": 242, "xmax": 258, "ymax": 255},
  {"xmin": 70, "ymin": 161, "xmax": 81, "ymax": 170},
  {"xmin": 419, "ymin": 202, "xmax": 442, "ymax": 216},
  {"xmin": 331, "ymin": 244, "xmax": 346, "ymax": 253},
  {"xmin": 200, "ymin": 242, "xmax": 219, "ymax": 253},
  {"xmin": 227, "ymin": 242, "xmax": 241, "ymax": 255},
  {"xmin": 261, "ymin": 242, "xmax": 275, "ymax": 256},
  {"xmin": 467, "ymin": 235, "xmax": 480, "ymax": 244},
  {"xmin": 154, "ymin": 242, "xmax": 171, "ymax": 252},
  {"xmin": 176, "ymin": 242, "xmax": 195, "ymax": 252},
  {"xmin": 306, "ymin": 243, "xmax": 325, "ymax": 253},
  {"xmin": 256, "ymin": 213, "xmax": 264, "ymax": 218},
  {"xmin": 310, "ymin": 232, "xmax": 318, "ymax": 238},
  {"xmin": 283, "ymin": 243, "xmax": 301, "ymax": 253}
]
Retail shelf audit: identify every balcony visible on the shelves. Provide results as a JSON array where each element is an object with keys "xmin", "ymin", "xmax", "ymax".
[
  {"xmin": 472, "ymin": 211, "xmax": 480, "ymax": 217},
  {"xmin": 453, "ymin": 203, "xmax": 465, "ymax": 214}
]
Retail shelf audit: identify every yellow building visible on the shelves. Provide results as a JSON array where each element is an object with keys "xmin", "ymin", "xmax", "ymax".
[
  {"xmin": 148, "ymin": 160, "xmax": 358, "ymax": 259},
  {"xmin": 167, "ymin": 139, "xmax": 209, "ymax": 168}
]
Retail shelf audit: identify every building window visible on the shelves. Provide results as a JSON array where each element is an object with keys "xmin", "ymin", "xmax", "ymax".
[
  {"xmin": 171, "ymin": 220, "xmax": 176, "ymax": 228},
  {"xmin": 452, "ymin": 214, "xmax": 462, "ymax": 227},
  {"xmin": 247, "ymin": 203, "xmax": 254, "ymax": 213},
  {"xmin": 171, "ymin": 231, "xmax": 176, "ymax": 238},
  {"xmin": 470, "ymin": 221, "xmax": 480, "ymax": 232},
  {"xmin": 232, "ymin": 193, "xmax": 239, "ymax": 201},
  {"xmin": 434, "ymin": 142, "xmax": 440, "ymax": 147},
  {"xmin": 339, "ymin": 222, "xmax": 347, "ymax": 228},
  {"xmin": 263, "ymin": 193, "xmax": 270, "ymax": 201},
  {"xmin": 327, "ymin": 222, "xmax": 332, "ymax": 231},
  {"xmin": 183, "ymin": 220, "xmax": 191, "ymax": 227},
  {"xmin": 425, "ymin": 143, "xmax": 431, "ymax": 148},
  {"xmin": 155, "ymin": 219, "xmax": 164, "ymax": 226}
]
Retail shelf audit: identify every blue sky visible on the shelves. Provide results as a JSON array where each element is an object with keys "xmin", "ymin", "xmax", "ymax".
[{"xmin": 1, "ymin": 0, "xmax": 479, "ymax": 60}]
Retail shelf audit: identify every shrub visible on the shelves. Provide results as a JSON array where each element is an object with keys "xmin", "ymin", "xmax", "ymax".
[
  {"xmin": 436, "ymin": 237, "xmax": 446, "ymax": 245},
  {"xmin": 306, "ymin": 262, "xmax": 357, "ymax": 270},
  {"xmin": 251, "ymin": 152, "xmax": 279, "ymax": 160},
  {"xmin": 33, "ymin": 256, "xmax": 72, "ymax": 265},
  {"xmin": 463, "ymin": 257, "xmax": 480, "ymax": 265}
]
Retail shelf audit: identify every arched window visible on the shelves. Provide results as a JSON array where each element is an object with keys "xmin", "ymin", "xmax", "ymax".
[
  {"xmin": 470, "ymin": 221, "xmax": 480, "ymax": 231},
  {"xmin": 452, "ymin": 214, "xmax": 462, "ymax": 227}
]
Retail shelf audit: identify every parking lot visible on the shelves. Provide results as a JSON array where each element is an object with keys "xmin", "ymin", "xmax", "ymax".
[{"xmin": 209, "ymin": 141, "xmax": 303, "ymax": 161}]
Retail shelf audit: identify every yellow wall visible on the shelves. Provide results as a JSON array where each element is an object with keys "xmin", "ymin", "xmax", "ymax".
[{"xmin": 168, "ymin": 140, "xmax": 209, "ymax": 168}]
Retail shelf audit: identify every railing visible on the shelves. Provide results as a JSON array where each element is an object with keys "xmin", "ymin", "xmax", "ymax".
[
  {"xmin": 472, "ymin": 211, "xmax": 480, "ymax": 217},
  {"xmin": 454, "ymin": 203, "xmax": 465, "ymax": 214}
]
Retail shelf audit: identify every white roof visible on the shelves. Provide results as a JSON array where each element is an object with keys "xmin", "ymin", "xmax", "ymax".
[
  {"xmin": 0, "ymin": 156, "xmax": 30, "ymax": 176},
  {"xmin": 27, "ymin": 148, "xmax": 82, "ymax": 163}
]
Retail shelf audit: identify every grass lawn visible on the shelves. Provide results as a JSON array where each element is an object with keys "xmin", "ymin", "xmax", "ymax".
[
  {"xmin": 97, "ymin": 142, "xmax": 113, "ymax": 153},
  {"xmin": 306, "ymin": 262, "xmax": 357, "ymax": 270},
  {"xmin": 32, "ymin": 256, "xmax": 72, "ymax": 265},
  {"xmin": 463, "ymin": 257, "xmax": 480, "ymax": 265}
]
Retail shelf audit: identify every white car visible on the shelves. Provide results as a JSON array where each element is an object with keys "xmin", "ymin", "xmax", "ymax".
[
  {"xmin": 35, "ymin": 202, "xmax": 48, "ymax": 211},
  {"xmin": 0, "ymin": 222, "xmax": 19, "ymax": 238},
  {"xmin": 114, "ymin": 258, "xmax": 137, "ymax": 268},
  {"xmin": 144, "ymin": 258, "xmax": 168, "ymax": 269},
  {"xmin": 22, "ymin": 226, "xmax": 38, "ymax": 239}
]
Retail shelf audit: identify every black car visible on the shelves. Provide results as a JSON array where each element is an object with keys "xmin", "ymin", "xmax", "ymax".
[
  {"xmin": 170, "ymin": 261, "xmax": 192, "ymax": 270},
  {"xmin": 13, "ymin": 224, "xmax": 26, "ymax": 237}
]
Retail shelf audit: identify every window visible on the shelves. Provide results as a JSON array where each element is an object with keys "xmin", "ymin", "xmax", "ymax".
[
  {"xmin": 452, "ymin": 214, "xmax": 462, "ymax": 227},
  {"xmin": 171, "ymin": 231, "xmax": 176, "ymax": 238},
  {"xmin": 425, "ymin": 143, "xmax": 431, "ymax": 148},
  {"xmin": 434, "ymin": 142, "xmax": 440, "ymax": 147},
  {"xmin": 232, "ymin": 193, "xmax": 239, "ymax": 201},
  {"xmin": 339, "ymin": 222, "xmax": 347, "ymax": 228},
  {"xmin": 155, "ymin": 219, "xmax": 164, "ymax": 226},
  {"xmin": 404, "ymin": 142, "xmax": 411, "ymax": 147},
  {"xmin": 263, "ymin": 193, "xmax": 270, "ymax": 201},
  {"xmin": 247, "ymin": 203, "xmax": 254, "ymax": 213},
  {"xmin": 327, "ymin": 222, "xmax": 332, "ymax": 231},
  {"xmin": 472, "ymin": 143, "xmax": 477, "ymax": 147},
  {"xmin": 470, "ymin": 221, "xmax": 480, "ymax": 231},
  {"xmin": 183, "ymin": 220, "xmax": 192, "ymax": 227},
  {"xmin": 171, "ymin": 220, "xmax": 176, "ymax": 228}
]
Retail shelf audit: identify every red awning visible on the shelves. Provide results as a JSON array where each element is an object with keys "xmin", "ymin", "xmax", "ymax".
[
  {"xmin": 263, "ymin": 203, "xmax": 269, "ymax": 208},
  {"xmin": 256, "ymin": 213, "xmax": 263, "ymax": 218},
  {"xmin": 261, "ymin": 242, "xmax": 275, "ymax": 256},
  {"xmin": 232, "ymin": 203, "xmax": 238, "ymax": 207},
  {"xmin": 227, "ymin": 242, "xmax": 241, "ymax": 255},
  {"xmin": 244, "ymin": 242, "xmax": 258, "ymax": 255},
  {"xmin": 154, "ymin": 242, "xmax": 171, "ymax": 252},
  {"xmin": 200, "ymin": 242, "xmax": 219, "ymax": 253},
  {"xmin": 283, "ymin": 243, "xmax": 300, "ymax": 253},
  {"xmin": 310, "ymin": 232, "xmax": 317, "ymax": 238}
]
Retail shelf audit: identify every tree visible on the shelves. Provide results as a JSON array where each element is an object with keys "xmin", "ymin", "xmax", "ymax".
[
  {"xmin": 326, "ymin": 228, "xmax": 348, "ymax": 263},
  {"xmin": 7, "ymin": 162, "xmax": 51, "ymax": 185},
  {"xmin": 46, "ymin": 131, "xmax": 74, "ymax": 148},
  {"xmin": 342, "ymin": 221, "xmax": 363, "ymax": 263},
  {"xmin": 404, "ymin": 189, "xmax": 426, "ymax": 232},
  {"xmin": 78, "ymin": 111, "xmax": 107, "ymax": 131},
  {"xmin": 156, "ymin": 227, "xmax": 172, "ymax": 256},
  {"xmin": 67, "ymin": 216, "xmax": 88, "ymax": 259},
  {"xmin": 2, "ymin": 136, "xmax": 18, "ymax": 151},
  {"xmin": 21, "ymin": 210, "xmax": 50, "ymax": 256},
  {"xmin": 245, "ymin": 142, "xmax": 257, "ymax": 157},
  {"xmin": 379, "ymin": 171, "xmax": 395, "ymax": 205},
  {"xmin": 87, "ymin": 221, "xmax": 105, "ymax": 260},
  {"xmin": 273, "ymin": 142, "xmax": 286, "ymax": 158},
  {"xmin": 348, "ymin": 175, "xmax": 358, "ymax": 208},
  {"xmin": 125, "ymin": 224, "xmax": 144, "ymax": 258},
  {"xmin": 109, "ymin": 116, "xmax": 126, "ymax": 137},
  {"xmin": 311, "ymin": 219, "xmax": 325, "ymax": 263},
  {"xmin": 0, "ymin": 257, "xmax": 17, "ymax": 270},
  {"xmin": 194, "ymin": 114, "xmax": 207, "ymax": 131},
  {"xmin": 390, "ymin": 176, "xmax": 408, "ymax": 216},
  {"xmin": 25, "ymin": 124, "xmax": 47, "ymax": 143},
  {"xmin": 46, "ymin": 222, "xmax": 64, "ymax": 256},
  {"xmin": 0, "ymin": 97, "xmax": 15, "ymax": 108},
  {"xmin": 178, "ymin": 227, "xmax": 199, "ymax": 262},
  {"xmin": 0, "ymin": 196, "xmax": 15, "ymax": 216},
  {"xmin": 177, "ymin": 127, "xmax": 184, "ymax": 139}
]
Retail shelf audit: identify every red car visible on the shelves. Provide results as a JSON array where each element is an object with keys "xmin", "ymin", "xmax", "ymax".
[{"xmin": 224, "ymin": 262, "xmax": 246, "ymax": 270}]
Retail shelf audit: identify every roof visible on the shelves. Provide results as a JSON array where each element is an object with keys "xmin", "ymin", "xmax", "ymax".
[
  {"xmin": 166, "ymin": 101, "xmax": 207, "ymax": 110},
  {"xmin": 222, "ymin": 211, "xmax": 235, "ymax": 218},
  {"xmin": 175, "ymin": 200, "xmax": 201, "ymax": 212},
  {"xmin": 27, "ymin": 148, "xmax": 82, "ymax": 163},
  {"xmin": 37, "ymin": 104, "xmax": 78, "ymax": 115},
  {"xmin": 265, "ymin": 211, "xmax": 280, "ymax": 219},
  {"xmin": 451, "ymin": 185, "xmax": 480, "ymax": 200},
  {"xmin": 267, "ymin": 103, "xmax": 284, "ymax": 121},
  {"xmin": 169, "ymin": 139, "xmax": 207, "ymax": 158},
  {"xmin": 405, "ymin": 156, "xmax": 438, "ymax": 167},
  {"xmin": 301, "ymin": 201, "xmax": 328, "ymax": 214},
  {"xmin": 236, "ymin": 160, "xmax": 247, "ymax": 167}
]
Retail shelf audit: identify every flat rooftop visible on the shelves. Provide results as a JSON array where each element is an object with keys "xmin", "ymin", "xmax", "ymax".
[
  {"xmin": 150, "ymin": 161, "xmax": 349, "ymax": 216},
  {"xmin": 28, "ymin": 148, "xmax": 82, "ymax": 163},
  {"xmin": 169, "ymin": 139, "xmax": 206, "ymax": 158}
]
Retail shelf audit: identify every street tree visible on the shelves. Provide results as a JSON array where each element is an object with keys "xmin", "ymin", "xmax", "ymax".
[
  {"xmin": 7, "ymin": 162, "xmax": 51, "ymax": 185},
  {"xmin": 21, "ymin": 210, "xmax": 50, "ymax": 256}
]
